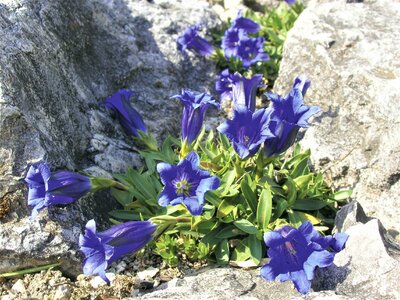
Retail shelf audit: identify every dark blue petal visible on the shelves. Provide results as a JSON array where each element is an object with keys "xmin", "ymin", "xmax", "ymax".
[
  {"xmin": 177, "ymin": 25, "xmax": 213, "ymax": 56},
  {"xmin": 156, "ymin": 162, "xmax": 177, "ymax": 186},
  {"xmin": 183, "ymin": 197, "xmax": 204, "ymax": 216},
  {"xmin": 290, "ymin": 270, "xmax": 311, "ymax": 294},
  {"xmin": 232, "ymin": 16, "xmax": 260, "ymax": 33},
  {"xmin": 158, "ymin": 186, "xmax": 177, "ymax": 207},
  {"xmin": 47, "ymin": 171, "xmax": 91, "ymax": 200},
  {"xmin": 231, "ymin": 74, "xmax": 263, "ymax": 112},
  {"xmin": 173, "ymin": 90, "xmax": 218, "ymax": 144},
  {"xmin": 101, "ymin": 89, "xmax": 147, "ymax": 137}
]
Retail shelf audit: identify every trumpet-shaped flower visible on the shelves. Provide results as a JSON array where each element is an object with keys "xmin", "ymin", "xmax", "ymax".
[
  {"xmin": 25, "ymin": 163, "xmax": 92, "ymax": 219},
  {"xmin": 79, "ymin": 219, "xmax": 156, "ymax": 283},
  {"xmin": 177, "ymin": 24, "xmax": 213, "ymax": 56},
  {"xmin": 217, "ymin": 107, "xmax": 274, "ymax": 159},
  {"xmin": 231, "ymin": 11, "xmax": 260, "ymax": 33},
  {"xmin": 173, "ymin": 89, "xmax": 219, "ymax": 145},
  {"xmin": 101, "ymin": 89, "xmax": 147, "ymax": 137},
  {"xmin": 260, "ymin": 222, "xmax": 348, "ymax": 294},
  {"xmin": 157, "ymin": 152, "xmax": 220, "ymax": 216},
  {"xmin": 231, "ymin": 73, "xmax": 263, "ymax": 112},
  {"xmin": 264, "ymin": 76, "xmax": 320, "ymax": 157},
  {"xmin": 215, "ymin": 69, "xmax": 241, "ymax": 102},
  {"xmin": 236, "ymin": 36, "xmax": 269, "ymax": 69},
  {"xmin": 221, "ymin": 12, "xmax": 260, "ymax": 59}
]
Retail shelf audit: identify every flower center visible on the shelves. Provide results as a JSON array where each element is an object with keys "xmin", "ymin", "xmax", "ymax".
[
  {"xmin": 285, "ymin": 241, "xmax": 296, "ymax": 255},
  {"xmin": 175, "ymin": 178, "xmax": 191, "ymax": 196}
]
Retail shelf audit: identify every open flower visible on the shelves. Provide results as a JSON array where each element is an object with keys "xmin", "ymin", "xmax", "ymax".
[
  {"xmin": 173, "ymin": 89, "xmax": 219, "ymax": 145},
  {"xmin": 101, "ymin": 89, "xmax": 147, "ymax": 137},
  {"xmin": 215, "ymin": 69, "xmax": 241, "ymax": 102},
  {"xmin": 79, "ymin": 219, "xmax": 156, "ymax": 283},
  {"xmin": 231, "ymin": 73, "xmax": 263, "ymax": 112},
  {"xmin": 260, "ymin": 222, "xmax": 348, "ymax": 294},
  {"xmin": 264, "ymin": 76, "xmax": 320, "ymax": 157},
  {"xmin": 221, "ymin": 12, "xmax": 260, "ymax": 59},
  {"xmin": 217, "ymin": 107, "xmax": 274, "ymax": 159},
  {"xmin": 157, "ymin": 152, "xmax": 220, "ymax": 215},
  {"xmin": 231, "ymin": 11, "xmax": 260, "ymax": 33},
  {"xmin": 236, "ymin": 36, "xmax": 269, "ymax": 69},
  {"xmin": 177, "ymin": 24, "xmax": 213, "ymax": 56},
  {"xmin": 25, "ymin": 163, "xmax": 92, "ymax": 219}
]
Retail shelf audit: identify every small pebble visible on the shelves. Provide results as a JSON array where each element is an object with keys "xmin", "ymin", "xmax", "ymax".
[
  {"xmin": 53, "ymin": 285, "xmax": 72, "ymax": 300},
  {"xmin": 137, "ymin": 267, "xmax": 159, "ymax": 280},
  {"xmin": 11, "ymin": 279, "xmax": 26, "ymax": 294}
]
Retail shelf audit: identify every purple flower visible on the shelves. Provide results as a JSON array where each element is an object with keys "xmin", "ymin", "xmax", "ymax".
[
  {"xmin": 79, "ymin": 219, "xmax": 156, "ymax": 283},
  {"xmin": 25, "ymin": 163, "xmax": 92, "ymax": 219},
  {"xmin": 177, "ymin": 24, "xmax": 213, "ymax": 56},
  {"xmin": 217, "ymin": 108, "xmax": 274, "ymax": 159},
  {"xmin": 260, "ymin": 222, "xmax": 348, "ymax": 294},
  {"xmin": 221, "ymin": 28, "xmax": 246, "ymax": 58},
  {"xmin": 101, "ymin": 89, "xmax": 147, "ymax": 137},
  {"xmin": 285, "ymin": 0, "xmax": 297, "ymax": 4},
  {"xmin": 231, "ymin": 73, "xmax": 264, "ymax": 112},
  {"xmin": 231, "ymin": 11, "xmax": 260, "ymax": 33},
  {"xmin": 236, "ymin": 36, "xmax": 269, "ymax": 69},
  {"xmin": 172, "ymin": 90, "xmax": 219, "ymax": 145},
  {"xmin": 215, "ymin": 69, "xmax": 241, "ymax": 102},
  {"xmin": 264, "ymin": 76, "xmax": 320, "ymax": 157},
  {"xmin": 157, "ymin": 152, "xmax": 220, "ymax": 216}
]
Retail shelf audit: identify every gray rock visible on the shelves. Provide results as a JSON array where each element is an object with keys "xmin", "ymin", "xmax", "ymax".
[
  {"xmin": 313, "ymin": 219, "xmax": 400, "ymax": 300},
  {"xmin": 0, "ymin": 0, "xmax": 219, "ymax": 275},
  {"xmin": 132, "ymin": 267, "xmax": 300, "ymax": 300},
  {"xmin": 274, "ymin": 0, "xmax": 400, "ymax": 235},
  {"xmin": 333, "ymin": 201, "xmax": 369, "ymax": 233}
]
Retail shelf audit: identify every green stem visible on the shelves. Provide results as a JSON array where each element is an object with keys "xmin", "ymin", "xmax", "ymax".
[{"xmin": 0, "ymin": 263, "xmax": 60, "ymax": 278}]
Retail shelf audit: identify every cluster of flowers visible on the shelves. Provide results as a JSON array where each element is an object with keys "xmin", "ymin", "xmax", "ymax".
[
  {"xmin": 177, "ymin": 11, "xmax": 269, "ymax": 69},
  {"xmin": 23, "ymin": 3, "xmax": 348, "ymax": 294},
  {"xmin": 25, "ymin": 73, "xmax": 346, "ymax": 293}
]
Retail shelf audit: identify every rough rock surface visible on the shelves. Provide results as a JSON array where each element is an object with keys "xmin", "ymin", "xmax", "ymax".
[
  {"xmin": 127, "ymin": 202, "xmax": 400, "ymax": 300},
  {"xmin": 274, "ymin": 0, "xmax": 400, "ymax": 236},
  {"xmin": 0, "ymin": 0, "xmax": 219, "ymax": 275}
]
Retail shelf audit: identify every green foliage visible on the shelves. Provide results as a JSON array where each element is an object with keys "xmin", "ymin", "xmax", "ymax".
[
  {"xmin": 210, "ymin": 2, "xmax": 304, "ymax": 88},
  {"xmin": 109, "ymin": 130, "xmax": 351, "ymax": 267}
]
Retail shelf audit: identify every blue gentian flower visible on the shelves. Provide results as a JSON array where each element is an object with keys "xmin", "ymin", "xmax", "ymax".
[
  {"xmin": 172, "ymin": 89, "xmax": 219, "ymax": 145},
  {"xmin": 231, "ymin": 11, "xmax": 260, "ymax": 33},
  {"xmin": 221, "ymin": 28, "xmax": 246, "ymax": 58},
  {"xmin": 264, "ymin": 76, "xmax": 320, "ymax": 157},
  {"xmin": 217, "ymin": 107, "xmax": 274, "ymax": 159},
  {"xmin": 79, "ymin": 219, "xmax": 156, "ymax": 283},
  {"xmin": 221, "ymin": 11, "xmax": 260, "ymax": 59},
  {"xmin": 231, "ymin": 73, "xmax": 263, "ymax": 112},
  {"xmin": 101, "ymin": 89, "xmax": 147, "ymax": 137},
  {"xmin": 285, "ymin": 0, "xmax": 297, "ymax": 4},
  {"xmin": 236, "ymin": 36, "xmax": 269, "ymax": 69},
  {"xmin": 157, "ymin": 152, "xmax": 220, "ymax": 216},
  {"xmin": 260, "ymin": 222, "xmax": 348, "ymax": 294},
  {"xmin": 215, "ymin": 69, "xmax": 241, "ymax": 102},
  {"xmin": 177, "ymin": 24, "xmax": 213, "ymax": 56},
  {"xmin": 25, "ymin": 163, "xmax": 92, "ymax": 219}
]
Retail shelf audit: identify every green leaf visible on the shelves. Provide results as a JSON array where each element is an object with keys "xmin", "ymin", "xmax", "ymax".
[
  {"xmin": 241, "ymin": 177, "xmax": 257, "ymax": 213},
  {"xmin": 283, "ymin": 176, "xmax": 297, "ymax": 206},
  {"xmin": 215, "ymin": 224, "xmax": 241, "ymax": 239},
  {"xmin": 248, "ymin": 234, "xmax": 262, "ymax": 265},
  {"xmin": 257, "ymin": 185, "xmax": 272, "ymax": 230},
  {"xmin": 331, "ymin": 190, "xmax": 352, "ymax": 201},
  {"xmin": 293, "ymin": 174, "xmax": 313, "ymax": 190},
  {"xmin": 109, "ymin": 210, "xmax": 141, "ymax": 221},
  {"xmin": 230, "ymin": 237, "xmax": 251, "ymax": 262},
  {"xmin": 215, "ymin": 239, "xmax": 230, "ymax": 265},
  {"xmin": 233, "ymin": 219, "xmax": 258, "ymax": 234},
  {"xmin": 292, "ymin": 199, "xmax": 328, "ymax": 211},
  {"xmin": 290, "ymin": 156, "xmax": 310, "ymax": 178},
  {"xmin": 217, "ymin": 199, "xmax": 235, "ymax": 218}
]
